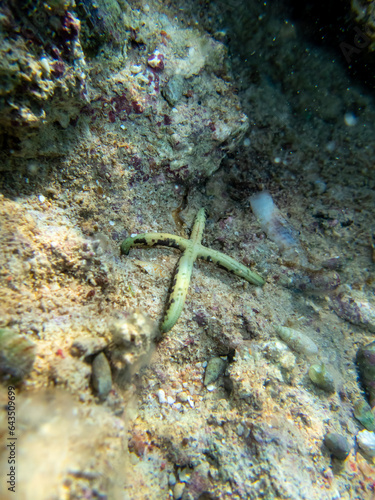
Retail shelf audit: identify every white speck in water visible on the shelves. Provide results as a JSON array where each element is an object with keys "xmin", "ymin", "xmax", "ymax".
[
  {"xmin": 243, "ymin": 138, "xmax": 251, "ymax": 147},
  {"xmin": 344, "ymin": 112, "xmax": 357, "ymax": 127},
  {"xmin": 130, "ymin": 233, "xmax": 138, "ymax": 237},
  {"xmin": 109, "ymin": 220, "xmax": 115, "ymax": 226},
  {"xmin": 38, "ymin": 195, "xmax": 46, "ymax": 203},
  {"xmin": 274, "ymin": 157, "xmax": 281, "ymax": 164}
]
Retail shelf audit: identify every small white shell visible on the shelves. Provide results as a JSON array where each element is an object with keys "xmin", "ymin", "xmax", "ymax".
[{"xmin": 275, "ymin": 325, "xmax": 318, "ymax": 356}]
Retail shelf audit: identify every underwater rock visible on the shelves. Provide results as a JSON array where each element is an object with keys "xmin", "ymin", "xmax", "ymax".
[
  {"xmin": 162, "ymin": 75, "xmax": 184, "ymax": 106},
  {"xmin": 204, "ymin": 357, "xmax": 227, "ymax": 386},
  {"xmin": 356, "ymin": 341, "xmax": 375, "ymax": 407},
  {"xmin": 275, "ymin": 326, "xmax": 318, "ymax": 356},
  {"xmin": 353, "ymin": 400, "xmax": 375, "ymax": 431},
  {"xmin": 91, "ymin": 352, "xmax": 112, "ymax": 401},
  {"xmin": 0, "ymin": 0, "xmax": 87, "ymax": 162},
  {"xmin": 357, "ymin": 430, "xmax": 375, "ymax": 458},
  {"xmin": 308, "ymin": 364, "xmax": 335, "ymax": 394},
  {"xmin": 324, "ymin": 433, "xmax": 351, "ymax": 460},
  {"xmin": 0, "ymin": 328, "xmax": 36, "ymax": 380},
  {"xmin": 108, "ymin": 311, "xmax": 157, "ymax": 387},
  {"xmin": 331, "ymin": 291, "xmax": 375, "ymax": 332},
  {"xmin": 351, "ymin": 0, "xmax": 375, "ymax": 52}
]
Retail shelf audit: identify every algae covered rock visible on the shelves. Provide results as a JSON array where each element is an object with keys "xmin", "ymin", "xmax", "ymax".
[
  {"xmin": 324, "ymin": 432, "xmax": 351, "ymax": 460},
  {"xmin": 204, "ymin": 357, "xmax": 227, "ymax": 386},
  {"xmin": 353, "ymin": 400, "xmax": 375, "ymax": 431},
  {"xmin": 308, "ymin": 363, "xmax": 335, "ymax": 394},
  {"xmin": 356, "ymin": 340, "xmax": 375, "ymax": 407},
  {"xmin": 0, "ymin": 328, "xmax": 35, "ymax": 380}
]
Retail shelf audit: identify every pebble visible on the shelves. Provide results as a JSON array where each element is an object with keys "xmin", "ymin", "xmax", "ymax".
[
  {"xmin": 157, "ymin": 388, "xmax": 167, "ymax": 404},
  {"xmin": 308, "ymin": 364, "xmax": 335, "ymax": 393},
  {"xmin": 313, "ymin": 179, "xmax": 327, "ymax": 195},
  {"xmin": 91, "ymin": 352, "xmax": 112, "ymax": 401},
  {"xmin": 204, "ymin": 357, "xmax": 227, "ymax": 386},
  {"xmin": 357, "ymin": 430, "xmax": 375, "ymax": 457},
  {"xmin": 324, "ymin": 433, "xmax": 351, "ymax": 460},
  {"xmin": 176, "ymin": 391, "xmax": 189, "ymax": 402},
  {"xmin": 344, "ymin": 112, "xmax": 358, "ymax": 127},
  {"xmin": 173, "ymin": 482, "xmax": 185, "ymax": 500},
  {"xmin": 162, "ymin": 74, "xmax": 184, "ymax": 106}
]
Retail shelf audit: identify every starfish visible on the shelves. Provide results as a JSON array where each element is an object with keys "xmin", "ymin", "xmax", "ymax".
[{"xmin": 121, "ymin": 208, "xmax": 265, "ymax": 332}]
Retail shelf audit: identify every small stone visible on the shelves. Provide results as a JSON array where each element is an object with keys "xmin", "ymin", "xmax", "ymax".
[
  {"xmin": 308, "ymin": 363, "xmax": 335, "ymax": 394},
  {"xmin": 236, "ymin": 424, "xmax": 245, "ymax": 436},
  {"xmin": 357, "ymin": 430, "xmax": 375, "ymax": 457},
  {"xmin": 353, "ymin": 400, "xmax": 375, "ymax": 431},
  {"xmin": 162, "ymin": 75, "xmax": 184, "ymax": 106},
  {"xmin": 176, "ymin": 391, "xmax": 189, "ymax": 402},
  {"xmin": 204, "ymin": 357, "xmax": 227, "ymax": 386},
  {"xmin": 157, "ymin": 389, "xmax": 166, "ymax": 404},
  {"xmin": 91, "ymin": 352, "xmax": 112, "ymax": 401},
  {"xmin": 173, "ymin": 482, "xmax": 185, "ymax": 500},
  {"xmin": 324, "ymin": 432, "xmax": 351, "ymax": 460},
  {"xmin": 313, "ymin": 179, "xmax": 327, "ymax": 195}
]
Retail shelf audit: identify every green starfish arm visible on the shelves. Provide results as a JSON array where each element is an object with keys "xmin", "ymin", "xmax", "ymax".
[
  {"xmin": 120, "ymin": 233, "xmax": 188, "ymax": 255},
  {"xmin": 190, "ymin": 207, "xmax": 207, "ymax": 244},
  {"xmin": 161, "ymin": 246, "xmax": 197, "ymax": 333},
  {"xmin": 120, "ymin": 209, "xmax": 265, "ymax": 333},
  {"xmin": 197, "ymin": 245, "xmax": 265, "ymax": 286}
]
